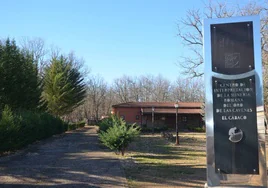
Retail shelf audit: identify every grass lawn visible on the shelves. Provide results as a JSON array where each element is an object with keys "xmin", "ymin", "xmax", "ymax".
[{"xmin": 120, "ymin": 132, "xmax": 207, "ymax": 188}]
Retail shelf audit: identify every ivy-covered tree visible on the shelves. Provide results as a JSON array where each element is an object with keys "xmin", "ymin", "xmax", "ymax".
[
  {"xmin": 0, "ymin": 38, "xmax": 41, "ymax": 110},
  {"xmin": 43, "ymin": 55, "xmax": 86, "ymax": 117}
]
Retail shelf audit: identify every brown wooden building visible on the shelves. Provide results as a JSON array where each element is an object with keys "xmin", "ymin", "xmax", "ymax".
[{"xmin": 112, "ymin": 102, "xmax": 203, "ymax": 129}]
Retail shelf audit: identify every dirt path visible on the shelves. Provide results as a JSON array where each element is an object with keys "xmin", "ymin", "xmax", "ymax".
[{"xmin": 0, "ymin": 126, "xmax": 128, "ymax": 188}]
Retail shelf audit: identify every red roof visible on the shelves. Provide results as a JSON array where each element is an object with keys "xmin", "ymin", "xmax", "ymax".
[{"xmin": 112, "ymin": 102, "xmax": 202, "ymax": 108}]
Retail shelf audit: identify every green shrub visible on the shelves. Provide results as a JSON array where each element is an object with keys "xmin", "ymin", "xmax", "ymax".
[
  {"xmin": 99, "ymin": 116, "xmax": 140, "ymax": 156},
  {"xmin": 187, "ymin": 125, "xmax": 205, "ymax": 132},
  {"xmin": 98, "ymin": 115, "xmax": 125, "ymax": 133},
  {"xmin": 193, "ymin": 127, "xmax": 205, "ymax": 132},
  {"xmin": 67, "ymin": 123, "xmax": 77, "ymax": 131},
  {"xmin": 74, "ymin": 120, "xmax": 85, "ymax": 128},
  {"xmin": 141, "ymin": 125, "xmax": 168, "ymax": 133},
  {"xmin": 0, "ymin": 106, "xmax": 19, "ymax": 151},
  {"xmin": 67, "ymin": 121, "xmax": 85, "ymax": 131},
  {"xmin": 0, "ymin": 108, "xmax": 68, "ymax": 153}
]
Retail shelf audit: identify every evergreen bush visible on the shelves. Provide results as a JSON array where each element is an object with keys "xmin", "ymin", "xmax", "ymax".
[
  {"xmin": 67, "ymin": 121, "xmax": 85, "ymax": 131},
  {"xmin": 76, "ymin": 120, "xmax": 86, "ymax": 128},
  {"xmin": 186, "ymin": 125, "xmax": 205, "ymax": 132},
  {"xmin": 0, "ymin": 106, "xmax": 19, "ymax": 151},
  {"xmin": 98, "ymin": 115, "xmax": 126, "ymax": 133},
  {"xmin": 99, "ymin": 115, "xmax": 140, "ymax": 156},
  {"xmin": 0, "ymin": 107, "xmax": 68, "ymax": 153}
]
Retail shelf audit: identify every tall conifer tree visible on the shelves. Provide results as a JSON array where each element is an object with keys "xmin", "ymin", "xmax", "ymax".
[
  {"xmin": 0, "ymin": 38, "xmax": 41, "ymax": 110},
  {"xmin": 43, "ymin": 55, "xmax": 86, "ymax": 117}
]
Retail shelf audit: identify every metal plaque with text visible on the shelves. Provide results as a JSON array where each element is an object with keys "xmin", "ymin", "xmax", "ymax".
[
  {"xmin": 204, "ymin": 16, "xmax": 267, "ymax": 187},
  {"xmin": 212, "ymin": 76, "xmax": 259, "ymax": 174}
]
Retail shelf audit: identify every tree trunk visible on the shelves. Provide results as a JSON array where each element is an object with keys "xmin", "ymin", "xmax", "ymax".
[{"xmin": 121, "ymin": 148, "xmax": 125, "ymax": 156}]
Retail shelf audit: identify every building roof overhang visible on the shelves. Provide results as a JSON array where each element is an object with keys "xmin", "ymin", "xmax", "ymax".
[
  {"xmin": 112, "ymin": 102, "xmax": 202, "ymax": 108},
  {"xmin": 112, "ymin": 102, "xmax": 203, "ymax": 115}
]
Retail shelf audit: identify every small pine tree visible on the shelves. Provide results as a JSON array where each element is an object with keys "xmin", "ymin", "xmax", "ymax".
[
  {"xmin": 98, "ymin": 115, "xmax": 126, "ymax": 132},
  {"xmin": 0, "ymin": 105, "xmax": 18, "ymax": 151},
  {"xmin": 99, "ymin": 115, "xmax": 140, "ymax": 156}
]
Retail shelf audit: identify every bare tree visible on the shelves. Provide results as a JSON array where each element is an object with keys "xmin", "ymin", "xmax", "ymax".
[
  {"xmin": 113, "ymin": 75, "xmax": 133, "ymax": 103},
  {"xmin": 49, "ymin": 44, "xmax": 62, "ymax": 59},
  {"xmin": 170, "ymin": 78, "xmax": 204, "ymax": 102},
  {"xmin": 87, "ymin": 75, "xmax": 107, "ymax": 120},
  {"xmin": 151, "ymin": 74, "xmax": 171, "ymax": 102},
  {"xmin": 178, "ymin": 0, "xmax": 268, "ymax": 77},
  {"xmin": 82, "ymin": 94, "xmax": 93, "ymax": 119},
  {"xmin": 112, "ymin": 74, "xmax": 172, "ymax": 103},
  {"xmin": 140, "ymin": 75, "xmax": 154, "ymax": 102},
  {"xmin": 20, "ymin": 37, "xmax": 48, "ymax": 74},
  {"xmin": 67, "ymin": 51, "xmax": 90, "ymax": 80},
  {"xmin": 103, "ymin": 87, "xmax": 116, "ymax": 115},
  {"xmin": 128, "ymin": 76, "xmax": 143, "ymax": 102}
]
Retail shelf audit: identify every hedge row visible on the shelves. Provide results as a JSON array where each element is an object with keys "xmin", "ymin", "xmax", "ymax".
[{"xmin": 0, "ymin": 106, "xmax": 84, "ymax": 153}]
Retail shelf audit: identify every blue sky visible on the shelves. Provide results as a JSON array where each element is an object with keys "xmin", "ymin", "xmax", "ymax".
[{"xmin": 1, "ymin": 0, "xmax": 207, "ymax": 83}]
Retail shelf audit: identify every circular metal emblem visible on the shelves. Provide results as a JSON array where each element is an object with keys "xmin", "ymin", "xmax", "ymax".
[{"xmin": 228, "ymin": 127, "xmax": 243, "ymax": 143}]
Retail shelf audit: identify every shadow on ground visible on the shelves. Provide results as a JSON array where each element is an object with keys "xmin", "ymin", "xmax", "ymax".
[
  {"xmin": 123, "ymin": 133, "xmax": 207, "ymax": 187},
  {"xmin": 0, "ymin": 126, "xmax": 127, "ymax": 188}
]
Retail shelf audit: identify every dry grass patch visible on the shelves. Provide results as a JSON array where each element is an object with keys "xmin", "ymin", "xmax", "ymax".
[{"xmin": 121, "ymin": 132, "xmax": 207, "ymax": 188}]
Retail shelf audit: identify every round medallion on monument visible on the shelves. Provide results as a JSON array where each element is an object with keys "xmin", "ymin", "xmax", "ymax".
[{"xmin": 228, "ymin": 127, "xmax": 243, "ymax": 143}]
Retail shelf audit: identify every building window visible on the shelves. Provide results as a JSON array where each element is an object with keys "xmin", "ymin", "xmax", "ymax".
[
  {"xmin": 136, "ymin": 115, "xmax": 139, "ymax": 120},
  {"xmin": 182, "ymin": 116, "xmax": 187, "ymax": 122},
  {"xmin": 121, "ymin": 115, "xmax": 125, "ymax": 120}
]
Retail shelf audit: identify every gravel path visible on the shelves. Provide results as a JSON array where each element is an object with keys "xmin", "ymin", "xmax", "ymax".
[{"xmin": 0, "ymin": 126, "xmax": 128, "ymax": 188}]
